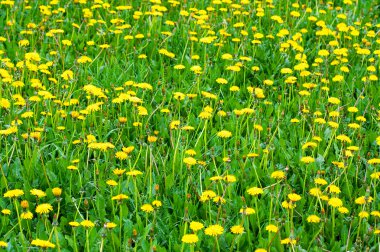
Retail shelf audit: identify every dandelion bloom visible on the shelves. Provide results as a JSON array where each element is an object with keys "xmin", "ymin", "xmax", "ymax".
[
  {"xmin": 126, "ymin": 170, "xmax": 143, "ymax": 176},
  {"xmin": 288, "ymin": 193, "xmax": 302, "ymax": 202},
  {"xmin": 190, "ymin": 221, "xmax": 204, "ymax": 232},
  {"xmin": 31, "ymin": 239, "xmax": 55, "ymax": 249},
  {"xmin": 21, "ymin": 211, "xmax": 33, "ymax": 220},
  {"xmin": 152, "ymin": 200, "xmax": 162, "ymax": 208},
  {"xmin": 336, "ymin": 134, "xmax": 351, "ymax": 143},
  {"xmin": 300, "ymin": 156, "xmax": 315, "ymax": 164},
  {"xmin": 185, "ymin": 149, "xmax": 196, "ymax": 156},
  {"xmin": 309, "ymin": 188, "xmax": 322, "ymax": 197},
  {"xmin": 0, "ymin": 98, "xmax": 10, "ymax": 109},
  {"xmin": 115, "ymin": 151, "xmax": 128, "ymax": 160},
  {"xmin": 368, "ymin": 158, "xmax": 380, "ymax": 165},
  {"xmin": 239, "ymin": 207, "xmax": 255, "ymax": 215},
  {"xmin": 205, "ymin": 224, "xmax": 224, "ymax": 236},
  {"xmin": 371, "ymin": 211, "xmax": 380, "ymax": 217},
  {"xmin": 314, "ymin": 178, "xmax": 327, "ymax": 185},
  {"xmin": 106, "ymin": 180, "xmax": 118, "ymax": 186},
  {"xmin": 230, "ymin": 225, "xmax": 244, "ymax": 234},
  {"xmin": 69, "ymin": 221, "xmax": 80, "ymax": 227},
  {"xmin": 223, "ymin": 175, "xmax": 236, "ymax": 183},
  {"xmin": 282, "ymin": 201, "xmax": 296, "ymax": 209},
  {"xmin": 2, "ymin": 209, "xmax": 11, "ymax": 215},
  {"xmin": 291, "ymin": 118, "xmax": 300, "ymax": 123},
  {"xmin": 52, "ymin": 188, "xmax": 62, "ymax": 197},
  {"xmin": 307, "ymin": 215, "xmax": 321, "ymax": 223},
  {"xmin": 217, "ymin": 130, "xmax": 232, "ymax": 138},
  {"xmin": 338, "ymin": 207, "xmax": 349, "ymax": 214},
  {"xmin": 183, "ymin": 157, "xmax": 197, "ymax": 166},
  {"xmin": 141, "ymin": 204, "xmax": 154, "ymax": 213},
  {"xmin": 200, "ymin": 190, "xmax": 217, "ymax": 202},
  {"xmin": 355, "ymin": 196, "xmax": 373, "ymax": 205},
  {"xmin": 328, "ymin": 197, "xmax": 343, "ymax": 208},
  {"xmin": 328, "ymin": 97, "xmax": 341, "ymax": 105},
  {"xmin": 255, "ymin": 249, "xmax": 267, "ymax": 252},
  {"xmin": 30, "ymin": 189, "xmax": 47, "ymax": 198},
  {"xmin": 35, "ymin": 203, "xmax": 53, "ymax": 214},
  {"xmin": 67, "ymin": 165, "xmax": 78, "ymax": 170},
  {"xmin": 265, "ymin": 224, "xmax": 278, "ymax": 233},
  {"xmin": 122, "ymin": 146, "xmax": 135, "ymax": 154},
  {"xmin": 213, "ymin": 196, "xmax": 226, "ymax": 204},
  {"xmin": 0, "ymin": 241, "xmax": 7, "ymax": 248},
  {"xmin": 3, "ymin": 189, "xmax": 24, "ymax": 198},
  {"xmin": 271, "ymin": 171, "xmax": 286, "ymax": 179},
  {"xmin": 182, "ymin": 234, "xmax": 198, "ymax": 244},
  {"xmin": 326, "ymin": 185, "xmax": 340, "ymax": 194},
  {"xmin": 359, "ymin": 211, "xmax": 369, "ymax": 218},
  {"xmin": 112, "ymin": 194, "xmax": 129, "ymax": 201},
  {"xmin": 113, "ymin": 168, "xmax": 126, "ymax": 176},
  {"xmin": 105, "ymin": 222, "xmax": 117, "ymax": 229},
  {"xmin": 247, "ymin": 187, "xmax": 264, "ymax": 196},
  {"xmin": 371, "ymin": 172, "xmax": 380, "ymax": 180},
  {"xmin": 81, "ymin": 220, "xmax": 95, "ymax": 228},
  {"xmin": 281, "ymin": 238, "xmax": 297, "ymax": 245},
  {"xmin": 20, "ymin": 200, "xmax": 29, "ymax": 209}
]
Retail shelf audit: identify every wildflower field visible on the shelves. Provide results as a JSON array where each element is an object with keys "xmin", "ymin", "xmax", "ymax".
[{"xmin": 0, "ymin": 0, "xmax": 380, "ymax": 251}]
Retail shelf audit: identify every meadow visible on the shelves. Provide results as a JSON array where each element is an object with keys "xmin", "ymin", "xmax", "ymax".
[{"xmin": 0, "ymin": 0, "xmax": 380, "ymax": 251}]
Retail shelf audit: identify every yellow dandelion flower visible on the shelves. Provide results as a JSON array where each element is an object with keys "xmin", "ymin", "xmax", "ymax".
[
  {"xmin": 21, "ymin": 211, "xmax": 33, "ymax": 220},
  {"xmin": 2, "ymin": 209, "xmax": 11, "ymax": 215},
  {"xmin": 271, "ymin": 171, "xmax": 286, "ymax": 179},
  {"xmin": 247, "ymin": 187, "xmax": 264, "ymax": 196},
  {"xmin": 190, "ymin": 221, "xmax": 204, "ymax": 232},
  {"xmin": 183, "ymin": 157, "xmax": 197, "ymax": 166},
  {"xmin": 288, "ymin": 193, "xmax": 301, "ymax": 202},
  {"xmin": 359, "ymin": 211, "xmax": 369, "ymax": 218},
  {"xmin": 4, "ymin": 189, "xmax": 24, "ymax": 198},
  {"xmin": 35, "ymin": 203, "xmax": 53, "ymax": 214},
  {"xmin": 141, "ymin": 204, "xmax": 154, "ymax": 213},
  {"xmin": 300, "ymin": 156, "xmax": 315, "ymax": 164},
  {"xmin": 230, "ymin": 225, "xmax": 244, "ymax": 234},
  {"xmin": 69, "ymin": 221, "xmax": 80, "ymax": 227},
  {"xmin": 81, "ymin": 220, "xmax": 95, "ymax": 228},
  {"xmin": 112, "ymin": 194, "xmax": 129, "ymax": 201},
  {"xmin": 0, "ymin": 241, "xmax": 7, "ymax": 248},
  {"xmin": 239, "ymin": 207, "xmax": 255, "ymax": 215},
  {"xmin": 31, "ymin": 239, "xmax": 55, "ymax": 249},
  {"xmin": 115, "ymin": 151, "xmax": 128, "ymax": 160},
  {"xmin": 181, "ymin": 234, "xmax": 198, "ymax": 244},
  {"xmin": 106, "ymin": 180, "xmax": 118, "ymax": 186},
  {"xmin": 205, "ymin": 224, "xmax": 224, "ymax": 236},
  {"xmin": 328, "ymin": 197, "xmax": 343, "ymax": 208},
  {"xmin": 30, "ymin": 189, "xmax": 47, "ymax": 198},
  {"xmin": 307, "ymin": 215, "xmax": 321, "ymax": 223},
  {"xmin": 105, "ymin": 222, "xmax": 117, "ymax": 229},
  {"xmin": 265, "ymin": 224, "xmax": 278, "ymax": 233}
]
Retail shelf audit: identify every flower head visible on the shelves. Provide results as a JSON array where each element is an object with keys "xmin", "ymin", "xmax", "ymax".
[
  {"xmin": 31, "ymin": 239, "xmax": 55, "ymax": 249},
  {"xmin": 81, "ymin": 220, "xmax": 95, "ymax": 228},
  {"xmin": 141, "ymin": 204, "xmax": 154, "ymax": 213},
  {"xmin": 3, "ymin": 189, "xmax": 24, "ymax": 198},
  {"xmin": 205, "ymin": 224, "xmax": 224, "ymax": 236},
  {"xmin": 190, "ymin": 221, "xmax": 204, "ymax": 232},
  {"xmin": 230, "ymin": 225, "xmax": 244, "ymax": 234},
  {"xmin": 35, "ymin": 203, "xmax": 53, "ymax": 214},
  {"xmin": 265, "ymin": 224, "xmax": 278, "ymax": 233},
  {"xmin": 307, "ymin": 215, "xmax": 321, "ymax": 223},
  {"xmin": 181, "ymin": 234, "xmax": 198, "ymax": 244},
  {"xmin": 0, "ymin": 241, "xmax": 7, "ymax": 248}
]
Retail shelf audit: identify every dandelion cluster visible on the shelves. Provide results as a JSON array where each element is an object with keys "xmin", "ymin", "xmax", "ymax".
[{"xmin": 0, "ymin": 0, "xmax": 379, "ymax": 250}]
